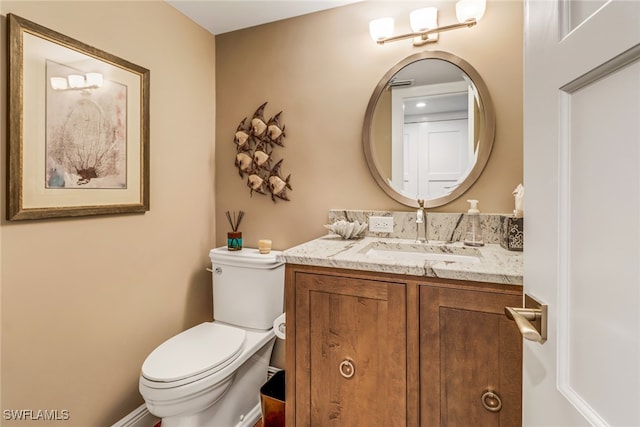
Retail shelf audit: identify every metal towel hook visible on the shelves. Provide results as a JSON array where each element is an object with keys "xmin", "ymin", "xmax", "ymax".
[{"xmin": 505, "ymin": 294, "xmax": 547, "ymax": 344}]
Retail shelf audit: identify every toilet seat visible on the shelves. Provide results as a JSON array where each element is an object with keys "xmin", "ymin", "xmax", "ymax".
[{"xmin": 141, "ymin": 322, "xmax": 246, "ymax": 387}]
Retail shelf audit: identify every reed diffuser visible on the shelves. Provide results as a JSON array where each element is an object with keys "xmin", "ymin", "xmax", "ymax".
[{"xmin": 225, "ymin": 210, "xmax": 244, "ymax": 251}]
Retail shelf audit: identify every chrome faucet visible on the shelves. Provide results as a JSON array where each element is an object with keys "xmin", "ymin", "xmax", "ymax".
[{"xmin": 416, "ymin": 199, "xmax": 428, "ymax": 243}]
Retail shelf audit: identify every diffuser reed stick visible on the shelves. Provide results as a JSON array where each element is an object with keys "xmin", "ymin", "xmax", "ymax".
[{"xmin": 225, "ymin": 210, "xmax": 244, "ymax": 232}]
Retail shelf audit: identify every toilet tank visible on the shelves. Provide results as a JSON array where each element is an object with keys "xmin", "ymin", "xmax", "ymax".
[{"xmin": 209, "ymin": 247, "xmax": 285, "ymax": 330}]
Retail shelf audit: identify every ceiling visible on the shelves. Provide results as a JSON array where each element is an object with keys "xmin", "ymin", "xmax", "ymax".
[{"xmin": 166, "ymin": 0, "xmax": 363, "ymax": 35}]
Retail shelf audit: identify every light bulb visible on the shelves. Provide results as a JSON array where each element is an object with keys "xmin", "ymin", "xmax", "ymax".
[
  {"xmin": 85, "ymin": 72, "xmax": 103, "ymax": 88},
  {"xmin": 50, "ymin": 77, "xmax": 68, "ymax": 90},
  {"xmin": 369, "ymin": 17, "xmax": 394, "ymax": 41},
  {"xmin": 67, "ymin": 74, "xmax": 85, "ymax": 88},
  {"xmin": 410, "ymin": 7, "xmax": 438, "ymax": 32},
  {"xmin": 456, "ymin": 0, "xmax": 486, "ymax": 23}
]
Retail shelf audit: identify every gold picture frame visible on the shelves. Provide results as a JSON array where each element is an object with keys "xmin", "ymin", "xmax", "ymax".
[{"xmin": 7, "ymin": 14, "xmax": 150, "ymax": 220}]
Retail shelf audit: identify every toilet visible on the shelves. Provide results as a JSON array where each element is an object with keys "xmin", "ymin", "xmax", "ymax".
[{"xmin": 139, "ymin": 247, "xmax": 285, "ymax": 427}]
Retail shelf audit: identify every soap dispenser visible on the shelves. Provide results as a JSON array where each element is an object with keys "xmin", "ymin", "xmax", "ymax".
[{"xmin": 464, "ymin": 199, "xmax": 484, "ymax": 247}]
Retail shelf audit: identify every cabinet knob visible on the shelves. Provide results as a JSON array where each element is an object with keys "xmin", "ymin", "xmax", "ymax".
[
  {"xmin": 339, "ymin": 358, "xmax": 355, "ymax": 379},
  {"xmin": 481, "ymin": 390, "xmax": 502, "ymax": 412}
]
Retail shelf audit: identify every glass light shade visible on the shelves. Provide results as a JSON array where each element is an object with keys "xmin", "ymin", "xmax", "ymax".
[
  {"xmin": 410, "ymin": 7, "xmax": 438, "ymax": 32},
  {"xmin": 85, "ymin": 72, "xmax": 103, "ymax": 87},
  {"xmin": 50, "ymin": 77, "xmax": 68, "ymax": 90},
  {"xmin": 67, "ymin": 74, "xmax": 85, "ymax": 88},
  {"xmin": 456, "ymin": 0, "xmax": 486, "ymax": 22},
  {"xmin": 369, "ymin": 17, "xmax": 394, "ymax": 41}
]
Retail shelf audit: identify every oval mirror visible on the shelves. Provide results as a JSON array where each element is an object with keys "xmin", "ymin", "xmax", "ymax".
[{"xmin": 363, "ymin": 51, "xmax": 495, "ymax": 208}]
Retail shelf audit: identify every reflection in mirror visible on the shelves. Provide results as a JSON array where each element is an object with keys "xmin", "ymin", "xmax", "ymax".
[{"xmin": 364, "ymin": 51, "xmax": 495, "ymax": 208}]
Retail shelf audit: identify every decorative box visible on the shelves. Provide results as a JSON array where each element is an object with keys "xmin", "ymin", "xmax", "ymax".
[{"xmin": 500, "ymin": 216, "xmax": 524, "ymax": 251}]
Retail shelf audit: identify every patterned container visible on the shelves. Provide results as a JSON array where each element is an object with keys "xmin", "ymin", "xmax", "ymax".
[
  {"xmin": 500, "ymin": 216, "xmax": 524, "ymax": 251},
  {"xmin": 227, "ymin": 231, "xmax": 242, "ymax": 251}
]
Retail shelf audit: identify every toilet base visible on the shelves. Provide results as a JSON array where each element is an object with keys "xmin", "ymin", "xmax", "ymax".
[
  {"xmin": 158, "ymin": 336, "xmax": 275, "ymax": 427},
  {"xmin": 154, "ymin": 403, "xmax": 260, "ymax": 427}
]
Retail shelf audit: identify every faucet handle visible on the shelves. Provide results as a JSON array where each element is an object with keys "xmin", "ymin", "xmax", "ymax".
[{"xmin": 415, "ymin": 199, "xmax": 428, "ymax": 243}]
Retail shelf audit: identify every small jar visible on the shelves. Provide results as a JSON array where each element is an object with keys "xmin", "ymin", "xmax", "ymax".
[
  {"xmin": 227, "ymin": 231, "xmax": 242, "ymax": 251},
  {"xmin": 258, "ymin": 239, "xmax": 272, "ymax": 254}
]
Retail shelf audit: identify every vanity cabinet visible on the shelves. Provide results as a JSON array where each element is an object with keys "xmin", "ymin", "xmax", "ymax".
[
  {"xmin": 285, "ymin": 264, "xmax": 522, "ymax": 427},
  {"xmin": 419, "ymin": 281, "xmax": 522, "ymax": 426},
  {"xmin": 285, "ymin": 264, "xmax": 407, "ymax": 426}
]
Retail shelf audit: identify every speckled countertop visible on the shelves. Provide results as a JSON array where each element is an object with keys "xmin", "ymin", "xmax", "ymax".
[{"xmin": 279, "ymin": 235, "xmax": 523, "ymax": 286}]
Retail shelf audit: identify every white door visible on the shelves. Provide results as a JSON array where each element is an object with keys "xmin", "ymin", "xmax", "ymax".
[
  {"xmin": 524, "ymin": 1, "xmax": 640, "ymax": 426},
  {"xmin": 417, "ymin": 119, "xmax": 468, "ymax": 198},
  {"xmin": 402, "ymin": 120, "xmax": 469, "ymax": 199}
]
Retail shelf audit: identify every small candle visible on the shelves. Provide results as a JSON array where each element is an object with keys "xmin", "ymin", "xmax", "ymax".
[{"xmin": 258, "ymin": 239, "xmax": 272, "ymax": 254}]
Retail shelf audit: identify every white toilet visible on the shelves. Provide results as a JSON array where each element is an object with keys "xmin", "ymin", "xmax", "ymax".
[{"xmin": 139, "ymin": 247, "xmax": 285, "ymax": 427}]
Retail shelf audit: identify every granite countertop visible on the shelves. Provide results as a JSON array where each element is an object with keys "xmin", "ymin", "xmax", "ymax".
[{"xmin": 279, "ymin": 235, "xmax": 523, "ymax": 286}]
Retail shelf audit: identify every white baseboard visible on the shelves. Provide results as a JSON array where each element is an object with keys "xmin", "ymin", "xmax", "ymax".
[
  {"xmin": 111, "ymin": 402, "xmax": 259, "ymax": 427},
  {"xmin": 112, "ymin": 404, "xmax": 159, "ymax": 427},
  {"xmin": 236, "ymin": 402, "xmax": 261, "ymax": 427}
]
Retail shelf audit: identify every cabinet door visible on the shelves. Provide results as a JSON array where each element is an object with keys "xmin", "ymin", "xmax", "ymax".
[
  {"xmin": 420, "ymin": 284, "xmax": 522, "ymax": 426},
  {"xmin": 293, "ymin": 271, "xmax": 406, "ymax": 426}
]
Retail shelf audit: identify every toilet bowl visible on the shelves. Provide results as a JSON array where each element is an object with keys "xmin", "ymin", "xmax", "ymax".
[{"xmin": 139, "ymin": 247, "xmax": 285, "ymax": 427}]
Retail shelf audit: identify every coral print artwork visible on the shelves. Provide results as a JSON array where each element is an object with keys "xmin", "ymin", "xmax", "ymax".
[
  {"xmin": 45, "ymin": 60, "xmax": 127, "ymax": 189},
  {"xmin": 7, "ymin": 13, "xmax": 150, "ymax": 220}
]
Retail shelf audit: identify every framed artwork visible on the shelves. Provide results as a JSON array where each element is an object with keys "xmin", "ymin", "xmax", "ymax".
[{"xmin": 7, "ymin": 14, "xmax": 150, "ymax": 220}]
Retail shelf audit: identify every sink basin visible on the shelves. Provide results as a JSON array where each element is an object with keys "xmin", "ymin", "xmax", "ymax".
[{"xmin": 361, "ymin": 242, "xmax": 482, "ymax": 264}]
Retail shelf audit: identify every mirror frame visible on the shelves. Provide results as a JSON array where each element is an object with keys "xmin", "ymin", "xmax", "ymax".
[{"xmin": 363, "ymin": 51, "xmax": 495, "ymax": 208}]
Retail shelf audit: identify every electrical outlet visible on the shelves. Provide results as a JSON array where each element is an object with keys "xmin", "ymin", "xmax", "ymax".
[{"xmin": 369, "ymin": 216, "xmax": 394, "ymax": 233}]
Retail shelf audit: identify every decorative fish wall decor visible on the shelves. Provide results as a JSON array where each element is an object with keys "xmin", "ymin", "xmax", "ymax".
[
  {"xmin": 234, "ymin": 118, "xmax": 251, "ymax": 150},
  {"xmin": 250, "ymin": 102, "xmax": 268, "ymax": 137},
  {"xmin": 233, "ymin": 102, "xmax": 292, "ymax": 202},
  {"xmin": 252, "ymin": 140, "xmax": 272, "ymax": 170},
  {"xmin": 247, "ymin": 170, "xmax": 268, "ymax": 196},
  {"xmin": 268, "ymin": 159, "xmax": 292, "ymax": 202},
  {"xmin": 267, "ymin": 112, "xmax": 286, "ymax": 146}
]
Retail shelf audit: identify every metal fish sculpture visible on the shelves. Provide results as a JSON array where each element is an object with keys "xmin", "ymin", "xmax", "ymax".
[
  {"xmin": 268, "ymin": 159, "xmax": 292, "ymax": 202},
  {"xmin": 267, "ymin": 112, "xmax": 286, "ymax": 146},
  {"xmin": 252, "ymin": 140, "xmax": 272, "ymax": 170},
  {"xmin": 232, "ymin": 102, "xmax": 293, "ymax": 200},
  {"xmin": 235, "ymin": 152, "xmax": 253, "ymax": 177},
  {"xmin": 234, "ymin": 118, "xmax": 251, "ymax": 151},
  {"xmin": 250, "ymin": 102, "xmax": 268, "ymax": 137},
  {"xmin": 247, "ymin": 171, "xmax": 268, "ymax": 196}
]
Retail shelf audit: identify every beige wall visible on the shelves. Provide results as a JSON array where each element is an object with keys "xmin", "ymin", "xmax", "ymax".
[
  {"xmin": 215, "ymin": 0, "xmax": 523, "ymax": 251},
  {"xmin": 0, "ymin": 2, "xmax": 216, "ymax": 425}
]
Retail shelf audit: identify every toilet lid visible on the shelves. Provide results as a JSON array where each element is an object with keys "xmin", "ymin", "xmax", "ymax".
[{"xmin": 141, "ymin": 322, "xmax": 246, "ymax": 382}]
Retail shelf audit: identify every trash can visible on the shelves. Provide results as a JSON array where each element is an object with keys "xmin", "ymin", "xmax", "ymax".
[{"xmin": 260, "ymin": 370, "xmax": 285, "ymax": 427}]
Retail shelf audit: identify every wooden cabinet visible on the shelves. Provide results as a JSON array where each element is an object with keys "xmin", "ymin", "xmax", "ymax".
[
  {"xmin": 419, "ymin": 282, "xmax": 522, "ymax": 426},
  {"xmin": 285, "ymin": 265, "xmax": 407, "ymax": 427},
  {"xmin": 285, "ymin": 264, "xmax": 522, "ymax": 427}
]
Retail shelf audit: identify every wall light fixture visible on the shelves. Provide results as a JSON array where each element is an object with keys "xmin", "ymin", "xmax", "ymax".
[
  {"xmin": 369, "ymin": 0, "xmax": 486, "ymax": 47},
  {"xmin": 50, "ymin": 72, "xmax": 104, "ymax": 91}
]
